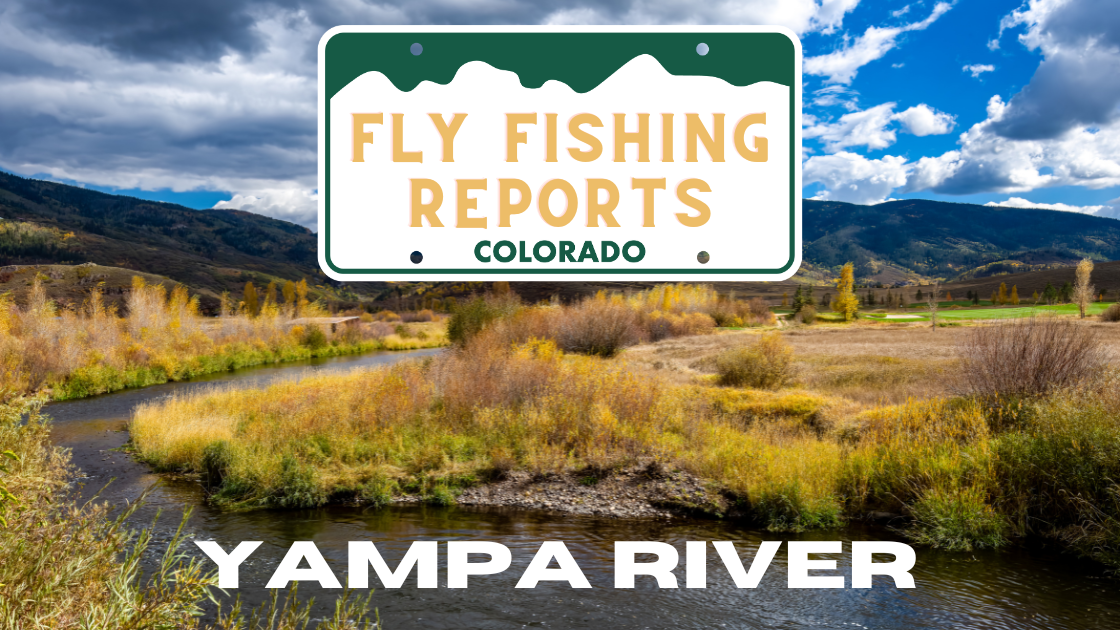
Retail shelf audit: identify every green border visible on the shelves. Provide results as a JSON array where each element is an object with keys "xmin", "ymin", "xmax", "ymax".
[{"xmin": 323, "ymin": 32, "xmax": 798, "ymax": 275}]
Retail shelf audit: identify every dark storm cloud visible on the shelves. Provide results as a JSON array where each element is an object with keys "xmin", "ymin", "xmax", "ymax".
[
  {"xmin": 991, "ymin": 0, "xmax": 1120, "ymax": 140},
  {"xmin": 14, "ymin": 0, "xmax": 638, "ymax": 64}
]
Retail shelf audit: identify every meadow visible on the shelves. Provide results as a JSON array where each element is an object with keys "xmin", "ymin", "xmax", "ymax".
[
  {"xmin": 129, "ymin": 284, "xmax": 1120, "ymax": 568},
  {"xmin": 0, "ymin": 277, "xmax": 447, "ymax": 401}
]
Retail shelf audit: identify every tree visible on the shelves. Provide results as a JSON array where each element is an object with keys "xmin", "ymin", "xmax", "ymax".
[
  {"xmin": 265, "ymin": 280, "xmax": 278, "ymax": 308},
  {"xmin": 1042, "ymin": 283, "xmax": 1058, "ymax": 305},
  {"xmin": 295, "ymin": 279, "xmax": 309, "ymax": 317},
  {"xmin": 822, "ymin": 293, "xmax": 832, "ymax": 309},
  {"xmin": 792, "ymin": 285, "xmax": 805, "ymax": 314},
  {"xmin": 805, "ymin": 283, "xmax": 816, "ymax": 307},
  {"xmin": 781, "ymin": 292, "xmax": 789, "ymax": 308},
  {"xmin": 1073, "ymin": 257, "xmax": 1095, "ymax": 318},
  {"xmin": 990, "ymin": 291, "xmax": 998, "ymax": 305},
  {"xmin": 972, "ymin": 292, "xmax": 980, "ymax": 306},
  {"xmin": 243, "ymin": 282, "xmax": 259, "ymax": 317},
  {"xmin": 1059, "ymin": 281, "xmax": 1074, "ymax": 304},
  {"xmin": 926, "ymin": 281, "xmax": 941, "ymax": 330},
  {"xmin": 832, "ymin": 262, "xmax": 859, "ymax": 322},
  {"xmin": 998, "ymin": 282, "xmax": 1008, "ymax": 305},
  {"xmin": 282, "ymin": 280, "xmax": 296, "ymax": 306},
  {"xmin": 916, "ymin": 288, "xmax": 924, "ymax": 301},
  {"xmin": 1010, "ymin": 285, "xmax": 1020, "ymax": 305},
  {"xmin": 1032, "ymin": 290, "xmax": 1039, "ymax": 303},
  {"xmin": 946, "ymin": 291, "xmax": 952, "ymax": 302}
]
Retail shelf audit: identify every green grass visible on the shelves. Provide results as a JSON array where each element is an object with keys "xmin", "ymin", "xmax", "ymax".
[{"xmin": 860, "ymin": 302, "xmax": 1117, "ymax": 322}]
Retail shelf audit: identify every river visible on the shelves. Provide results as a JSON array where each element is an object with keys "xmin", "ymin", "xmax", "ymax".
[{"xmin": 45, "ymin": 349, "xmax": 1120, "ymax": 629}]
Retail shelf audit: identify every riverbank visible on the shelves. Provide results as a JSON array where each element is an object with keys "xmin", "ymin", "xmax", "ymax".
[
  {"xmin": 51, "ymin": 325, "xmax": 446, "ymax": 401},
  {"xmin": 1, "ymin": 276, "xmax": 450, "ymax": 403}
]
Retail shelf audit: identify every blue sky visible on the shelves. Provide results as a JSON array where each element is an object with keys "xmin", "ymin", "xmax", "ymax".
[{"xmin": 1, "ymin": 0, "xmax": 1118, "ymax": 227}]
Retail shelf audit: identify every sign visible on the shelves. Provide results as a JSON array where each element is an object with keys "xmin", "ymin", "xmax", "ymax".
[{"xmin": 318, "ymin": 27, "xmax": 801, "ymax": 280}]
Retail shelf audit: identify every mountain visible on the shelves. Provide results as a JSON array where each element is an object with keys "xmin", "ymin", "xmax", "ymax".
[
  {"xmin": 3, "ymin": 171, "xmax": 1119, "ymax": 308},
  {"xmin": 803, "ymin": 198, "xmax": 1120, "ymax": 283},
  {"xmin": 0, "ymin": 170, "xmax": 334, "ymax": 301}
]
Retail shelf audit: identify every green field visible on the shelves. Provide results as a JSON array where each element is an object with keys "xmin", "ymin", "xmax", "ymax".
[{"xmin": 857, "ymin": 302, "xmax": 1116, "ymax": 321}]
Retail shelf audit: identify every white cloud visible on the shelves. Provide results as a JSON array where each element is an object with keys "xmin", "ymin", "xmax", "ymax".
[
  {"xmin": 892, "ymin": 5, "xmax": 911, "ymax": 18},
  {"xmin": 804, "ymin": 102, "xmax": 954, "ymax": 151},
  {"xmin": 804, "ymin": 2, "xmax": 952, "ymax": 84},
  {"xmin": 987, "ymin": 38, "xmax": 1000, "ymax": 51},
  {"xmin": 214, "ymin": 189, "xmax": 318, "ymax": 229},
  {"xmin": 983, "ymin": 197, "xmax": 1105, "ymax": 213},
  {"xmin": 963, "ymin": 63, "xmax": 995, "ymax": 78},
  {"xmin": 893, "ymin": 104, "xmax": 955, "ymax": 136},
  {"xmin": 803, "ymin": 151, "xmax": 911, "ymax": 205},
  {"xmin": 811, "ymin": 85, "xmax": 860, "ymax": 110}
]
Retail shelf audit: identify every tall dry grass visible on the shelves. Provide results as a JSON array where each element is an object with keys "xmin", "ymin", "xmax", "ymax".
[{"xmin": 0, "ymin": 277, "xmax": 438, "ymax": 400}]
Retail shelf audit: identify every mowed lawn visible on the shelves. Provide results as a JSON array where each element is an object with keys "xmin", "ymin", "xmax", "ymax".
[{"xmin": 855, "ymin": 302, "xmax": 1117, "ymax": 321}]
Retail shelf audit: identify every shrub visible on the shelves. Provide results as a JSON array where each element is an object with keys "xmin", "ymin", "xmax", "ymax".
[
  {"xmin": 798, "ymin": 305, "xmax": 817, "ymax": 325},
  {"xmin": 401, "ymin": 309, "xmax": 436, "ymax": 323},
  {"xmin": 715, "ymin": 332, "xmax": 795, "ymax": 389},
  {"xmin": 447, "ymin": 294, "xmax": 521, "ymax": 345},
  {"xmin": 553, "ymin": 298, "xmax": 641, "ymax": 357},
  {"xmin": 373, "ymin": 310, "xmax": 401, "ymax": 322},
  {"xmin": 1101, "ymin": 303, "xmax": 1120, "ymax": 322},
  {"xmin": 299, "ymin": 324, "xmax": 328, "ymax": 349},
  {"xmin": 955, "ymin": 317, "xmax": 1106, "ymax": 399}
]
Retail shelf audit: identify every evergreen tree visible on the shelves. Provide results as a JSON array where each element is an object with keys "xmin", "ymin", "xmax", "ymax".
[
  {"xmin": 1042, "ymin": 283, "xmax": 1058, "ymax": 305},
  {"xmin": 805, "ymin": 283, "xmax": 816, "ymax": 307},
  {"xmin": 792, "ymin": 285, "xmax": 804, "ymax": 313},
  {"xmin": 1059, "ymin": 281, "xmax": 1074, "ymax": 304},
  {"xmin": 972, "ymin": 292, "xmax": 980, "ymax": 305},
  {"xmin": 916, "ymin": 288, "xmax": 924, "ymax": 301}
]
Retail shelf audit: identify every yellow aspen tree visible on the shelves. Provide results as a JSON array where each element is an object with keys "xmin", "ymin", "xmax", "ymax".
[
  {"xmin": 243, "ymin": 282, "xmax": 259, "ymax": 317},
  {"xmin": 832, "ymin": 262, "xmax": 859, "ymax": 322},
  {"xmin": 1010, "ymin": 285, "xmax": 1020, "ymax": 305},
  {"xmin": 998, "ymin": 282, "xmax": 1008, "ymax": 305},
  {"xmin": 781, "ymin": 293, "xmax": 789, "ymax": 308}
]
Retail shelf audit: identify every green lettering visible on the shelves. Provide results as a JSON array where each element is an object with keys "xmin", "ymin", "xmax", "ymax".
[
  {"xmin": 577, "ymin": 241, "xmax": 599, "ymax": 263},
  {"xmin": 622, "ymin": 240, "xmax": 645, "ymax": 262},
  {"xmin": 601, "ymin": 240, "xmax": 620, "ymax": 262},
  {"xmin": 559, "ymin": 241, "xmax": 576, "ymax": 263},
  {"xmin": 474, "ymin": 240, "xmax": 491, "ymax": 262},
  {"xmin": 534, "ymin": 240, "xmax": 556, "ymax": 262},
  {"xmin": 494, "ymin": 240, "xmax": 516, "ymax": 263}
]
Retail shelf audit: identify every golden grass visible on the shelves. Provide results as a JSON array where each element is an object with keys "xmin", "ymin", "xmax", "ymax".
[{"xmin": 0, "ymin": 277, "xmax": 448, "ymax": 400}]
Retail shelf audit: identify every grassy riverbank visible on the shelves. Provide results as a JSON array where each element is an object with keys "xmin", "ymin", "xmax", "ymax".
[
  {"xmin": 0, "ymin": 396, "xmax": 378, "ymax": 628},
  {"xmin": 0, "ymin": 277, "xmax": 447, "ymax": 402},
  {"xmin": 131, "ymin": 286, "xmax": 1120, "ymax": 567}
]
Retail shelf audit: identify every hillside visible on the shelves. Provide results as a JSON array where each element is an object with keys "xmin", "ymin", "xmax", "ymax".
[
  {"xmin": 3, "ymin": 171, "xmax": 1119, "ymax": 309},
  {"xmin": 803, "ymin": 198, "xmax": 1120, "ymax": 283},
  {"xmin": 0, "ymin": 171, "xmax": 348, "ymax": 299}
]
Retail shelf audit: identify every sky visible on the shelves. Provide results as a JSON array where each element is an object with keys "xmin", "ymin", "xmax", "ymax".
[{"xmin": 1, "ymin": 0, "xmax": 1118, "ymax": 229}]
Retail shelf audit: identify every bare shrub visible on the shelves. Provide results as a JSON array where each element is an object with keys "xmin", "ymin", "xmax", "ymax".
[
  {"xmin": 554, "ymin": 299, "xmax": 642, "ymax": 357},
  {"xmin": 715, "ymin": 332, "xmax": 795, "ymax": 389},
  {"xmin": 955, "ymin": 317, "xmax": 1107, "ymax": 399},
  {"xmin": 401, "ymin": 309, "xmax": 436, "ymax": 323},
  {"xmin": 1101, "ymin": 304, "xmax": 1120, "ymax": 323}
]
